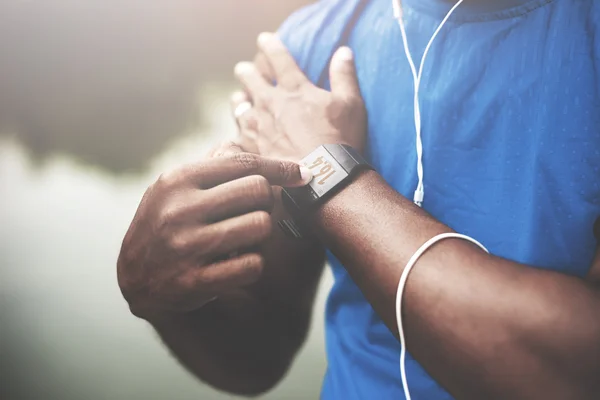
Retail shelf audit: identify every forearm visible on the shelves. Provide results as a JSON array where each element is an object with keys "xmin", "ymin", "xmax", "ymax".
[
  {"xmin": 151, "ymin": 289, "xmax": 300, "ymax": 395},
  {"xmin": 307, "ymin": 170, "xmax": 600, "ymax": 399},
  {"xmin": 152, "ymin": 198, "xmax": 325, "ymax": 395}
]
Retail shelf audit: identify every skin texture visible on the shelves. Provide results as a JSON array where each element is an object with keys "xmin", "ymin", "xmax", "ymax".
[
  {"xmin": 116, "ymin": 34, "xmax": 365, "ymax": 393},
  {"xmin": 119, "ymin": 30, "xmax": 600, "ymax": 397},
  {"xmin": 116, "ymin": 146, "xmax": 326, "ymax": 394},
  {"xmin": 311, "ymin": 170, "xmax": 600, "ymax": 399},
  {"xmin": 232, "ymin": 32, "xmax": 366, "ymax": 161},
  {"xmin": 236, "ymin": 33, "xmax": 600, "ymax": 399}
]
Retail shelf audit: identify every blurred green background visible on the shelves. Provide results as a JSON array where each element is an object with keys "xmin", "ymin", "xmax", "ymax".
[{"xmin": 0, "ymin": 1, "xmax": 334, "ymax": 399}]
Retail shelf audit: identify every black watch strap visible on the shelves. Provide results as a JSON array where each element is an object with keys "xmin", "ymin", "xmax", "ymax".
[{"xmin": 278, "ymin": 144, "xmax": 372, "ymax": 239}]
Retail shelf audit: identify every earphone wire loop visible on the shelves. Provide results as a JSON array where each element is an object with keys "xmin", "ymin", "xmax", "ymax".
[{"xmin": 395, "ymin": 233, "xmax": 488, "ymax": 400}]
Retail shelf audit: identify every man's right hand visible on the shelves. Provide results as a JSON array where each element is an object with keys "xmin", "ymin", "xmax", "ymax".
[{"xmin": 117, "ymin": 150, "xmax": 312, "ymax": 321}]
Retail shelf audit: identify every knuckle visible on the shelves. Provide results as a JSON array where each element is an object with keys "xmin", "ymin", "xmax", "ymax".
[
  {"xmin": 156, "ymin": 171, "xmax": 177, "ymax": 188},
  {"xmin": 251, "ymin": 211, "xmax": 272, "ymax": 238},
  {"xmin": 278, "ymin": 161, "xmax": 296, "ymax": 182},
  {"xmin": 242, "ymin": 254, "xmax": 265, "ymax": 277},
  {"xmin": 166, "ymin": 233, "xmax": 189, "ymax": 253},
  {"xmin": 213, "ymin": 141, "xmax": 243, "ymax": 158},
  {"xmin": 223, "ymin": 140, "xmax": 242, "ymax": 152},
  {"xmin": 156, "ymin": 166, "xmax": 187, "ymax": 189},
  {"xmin": 155, "ymin": 172, "xmax": 170, "ymax": 188},
  {"xmin": 190, "ymin": 268, "xmax": 217, "ymax": 290},
  {"xmin": 247, "ymin": 175, "xmax": 273, "ymax": 204},
  {"xmin": 156, "ymin": 205, "xmax": 179, "ymax": 231},
  {"xmin": 231, "ymin": 152, "xmax": 260, "ymax": 173},
  {"xmin": 176, "ymin": 273, "xmax": 199, "ymax": 293},
  {"xmin": 118, "ymin": 276, "xmax": 155, "ymax": 319}
]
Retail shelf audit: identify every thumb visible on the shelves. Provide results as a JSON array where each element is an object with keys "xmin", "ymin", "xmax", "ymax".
[{"xmin": 329, "ymin": 47, "xmax": 360, "ymax": 101}]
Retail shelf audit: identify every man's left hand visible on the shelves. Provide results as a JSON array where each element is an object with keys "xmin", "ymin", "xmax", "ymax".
[{"xmin": 231, "ymin": 32, "xmax": 367, "ymax": 162}]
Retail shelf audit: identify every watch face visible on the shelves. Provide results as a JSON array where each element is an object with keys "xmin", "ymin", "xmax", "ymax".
[{"xmin": 301, "ymin": 146, "xmax": 349, "ymax": 197}]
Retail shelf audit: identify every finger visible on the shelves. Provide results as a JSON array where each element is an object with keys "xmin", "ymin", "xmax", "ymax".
[
  {"xmin": 192, "ymin": 153, "xmax": 313, "ymax": 188},
  {"xmin": 202, "ymin": 175, "xmax": 275, "ymax": 222},
  {"xmin": 257, "ymin": 32, "xmax": 308, "ymax": 90},
  {"xmin": 329, "ymin": 47, "xmax": 361, "ymax": 102},
  {"xmin": 152, "ymin": 173, "xmax": 272, "ymax": 228},
  {"xmin": 229, "ymin": 91, "xmax": 260, "ymax": 149},
  {"xmin": 230, "ymin": 91, "xmax": 252, "ymax": 121},
  {"xmin": 234, "ymin": 61, "xmax": 273, "ymax": 107},
  {"xmin": 236, "ymin": 108, "xmax": 260, "ymax": 138},
  {"xmin": 174, "ymin": 211, "xmax": 272, "ymax": 257},
  {"xmin": 178, "ymin": 253, "xmax": 265, "ymax": 299},
  {"xmin": 254, "ymin": 52, "xmax": 276, "ymax": 85}
]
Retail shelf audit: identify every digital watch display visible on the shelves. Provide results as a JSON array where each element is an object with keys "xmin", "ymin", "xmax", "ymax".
[{"xmin": 278, "ymin": 144, "xmax": 373, "ymax": 239}]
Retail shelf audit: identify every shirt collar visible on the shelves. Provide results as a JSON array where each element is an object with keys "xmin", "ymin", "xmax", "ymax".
[{"xmin": 401, "ymin": 0, "xmax": 551, "ymax": 21}]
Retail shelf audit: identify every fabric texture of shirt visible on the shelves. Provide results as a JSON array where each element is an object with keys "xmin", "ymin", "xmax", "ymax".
[{"xmin": 278, "ymin": 0, "xmax": 600, "ymax": 398}]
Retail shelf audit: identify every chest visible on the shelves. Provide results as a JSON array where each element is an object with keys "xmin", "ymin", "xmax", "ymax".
[{"xmin": 347, "ymin": 1, "xmax": 600, "ymax": 274}]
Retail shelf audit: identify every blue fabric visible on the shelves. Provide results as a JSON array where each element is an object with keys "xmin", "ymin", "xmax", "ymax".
[{"xmin": 278, "ymin": 0, "xmax": 600, "ymax": 398}]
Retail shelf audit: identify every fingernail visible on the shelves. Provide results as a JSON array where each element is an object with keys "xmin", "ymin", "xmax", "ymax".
[
  {"xmin": 257, "ymin": 32, "xmax": 274, "ymax": 47},
  {"xmin": 234, "ymin": 61, "xmax": 253, "ymax": 76},
  {"xmin": 300, "ymin": 167, "xmax": 313, "ymax": 185},
  {"xmin": 335, "ymin": 46, "xmax": 353, "ymax": 61}
]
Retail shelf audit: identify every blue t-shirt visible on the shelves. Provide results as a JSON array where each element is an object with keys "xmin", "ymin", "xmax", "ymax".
[{"xmin": 279, "ymin": 0, "xmax": 600, "ymax": 398}]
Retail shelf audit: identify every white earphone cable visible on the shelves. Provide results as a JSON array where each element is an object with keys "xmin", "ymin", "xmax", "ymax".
[
  {"xmin": 392, "ymin": 0, "xmax": 464, "ymax": 207},
  {"xmin": 391, "ymin": 1, "xmax": 469, "ymax": 399},
  {"xmin": 395, "ymin": 233, "xmax": 489, "ymax": 400}
]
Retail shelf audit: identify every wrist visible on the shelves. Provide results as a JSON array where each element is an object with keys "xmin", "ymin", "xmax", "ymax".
[
  {"xmin": 278, "ymin": 143, "xmax": 373, "ymax": 239},
  {"xmin": 311, "ymin": 168, "xmax": 376, "ymax": 218}
]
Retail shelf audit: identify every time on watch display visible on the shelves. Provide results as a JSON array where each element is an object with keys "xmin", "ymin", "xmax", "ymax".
[{"xmin": 301, "ymin": 146, "xmax": 348, "ymax": 197}]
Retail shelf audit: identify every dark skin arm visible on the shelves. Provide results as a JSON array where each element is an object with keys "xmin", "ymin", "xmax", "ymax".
[
  {"xmin": 150, "ymin": 38, "xmax": 364, "ymax": 395},
  {"xmin": 117, "ymin": 145, "xmax": 325, "ymax": 396},
  {"xmin": 310, "ymin": 170, "xmax": 600, "ymax": 400},
  {"xmin": 151, "ymin": 192, "xmax": 325, "ymax": 395},
  {"xmin": 117, "ymin": 33, "xmax": 367, "ymax": 394},
  {"xmin": 237, "ymin": 33, "xmax": 600, "ymax": 399}
]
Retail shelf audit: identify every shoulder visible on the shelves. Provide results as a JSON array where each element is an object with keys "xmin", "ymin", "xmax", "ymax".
[{"xmin": 277, "ymin": 0, "xmax": 366, "ymax": 83}]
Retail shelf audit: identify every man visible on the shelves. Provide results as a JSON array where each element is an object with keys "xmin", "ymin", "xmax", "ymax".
[{"xmin": 117, "ymin": 0, "xmax": 600, "ymax": 398}]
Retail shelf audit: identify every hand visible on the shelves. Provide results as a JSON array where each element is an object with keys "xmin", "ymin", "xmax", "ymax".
[
  {"xmin": 231, "ymin": 32, "xmax": 367, "ymax": 161},
  {"xmin": 117, "ymin": 146, "xmax": 312, "ymax": 321}
]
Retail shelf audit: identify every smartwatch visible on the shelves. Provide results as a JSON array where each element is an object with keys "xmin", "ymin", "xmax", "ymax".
[{"xmin": 278, "ymin": 143, "xmax": 373, "ymax": 239}]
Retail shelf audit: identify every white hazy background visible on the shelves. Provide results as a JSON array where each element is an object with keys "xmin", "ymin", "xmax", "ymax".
[{"xmin": 0, "ymin": 87, "xmax": 333, "ymax": 400}]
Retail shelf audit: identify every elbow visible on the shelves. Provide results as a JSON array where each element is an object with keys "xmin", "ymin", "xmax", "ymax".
[
  {"xmin": 569, "ymin": 299, "xmax": 600, "ymax": 394},
  {"xmin": 575, "ymin": 318, "xmax": 600, "ymax": 397},
  {"xmin": 549, "ymin": 304, "xmax": 600, "ymax": 398},
  {"xmin": 512, "ymin": 292, "xmax": 600, "ymax": 399}
]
